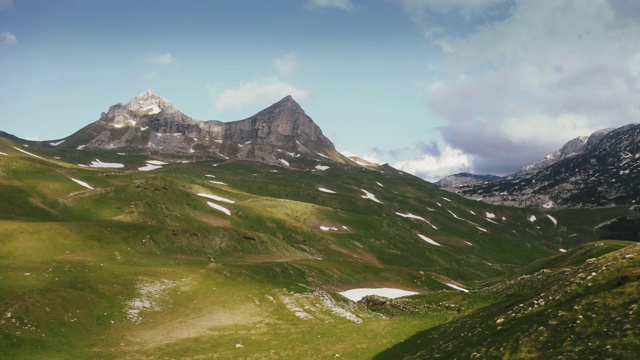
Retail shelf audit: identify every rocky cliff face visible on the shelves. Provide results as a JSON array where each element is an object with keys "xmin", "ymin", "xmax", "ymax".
[
  {"xmin": 40, "ymin": 89, "xmax": 341, "ymax": 166},
  {"xmin": 436, "ymin": 172, "xmax": 501, "ymax": 188},
  {"xmin": 513, "ymin": 129, "xmax": 613, "ymax": 178},
  {"xmin": 457, "ymin": 124, "xmax": 640, "ymax": 208}
]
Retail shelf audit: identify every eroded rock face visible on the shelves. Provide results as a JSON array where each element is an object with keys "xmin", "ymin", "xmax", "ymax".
[
  {"xmin": 458, "ymin": 124, "xmax": 640, "ymax": 208},
  {"xmin": 57, "ymin": 90, "xmax": 338, "ymax": 164}
]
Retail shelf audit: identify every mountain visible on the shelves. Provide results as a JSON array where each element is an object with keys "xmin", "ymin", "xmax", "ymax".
[
  {"xmin": 26, "ymin": 89, "xmax": 346, "ymax": 168},
  {"xmin": 1, "ymin": 93, "xmax": 639, "ymax": 359},
  {"xmin": 436, "ymin": 172, "xmax": 501, "ymax": 188},
  {"xmin": 513, "ymin": 128, "xmax": 613, "ymax": 178},
  {"xmin": 457, "ymin": 124, "xmax": 640, "ymax": 208}
]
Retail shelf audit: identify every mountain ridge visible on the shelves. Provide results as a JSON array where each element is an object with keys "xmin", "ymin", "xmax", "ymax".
[{"xmin": 11, "ymin": 89, "xmax": 347, "ymax": 168}]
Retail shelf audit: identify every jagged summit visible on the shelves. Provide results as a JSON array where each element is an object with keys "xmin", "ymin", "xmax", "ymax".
[{"xmin": 17, "ymin": 90, "xmax": 345, "ymax": 167}]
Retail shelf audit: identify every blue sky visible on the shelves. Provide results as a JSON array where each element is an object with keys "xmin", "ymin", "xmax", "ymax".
[{"xmin": 2, "ymin": 0, "xmax": 640, "ymax": 181}]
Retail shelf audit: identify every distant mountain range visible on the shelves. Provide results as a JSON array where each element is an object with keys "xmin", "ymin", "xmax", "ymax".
[{"xmin": 447, "ymin": 124, "xmax": 640, "ymax": 208}]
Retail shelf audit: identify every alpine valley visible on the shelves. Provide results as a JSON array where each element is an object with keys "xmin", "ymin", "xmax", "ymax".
[{"xmin": 1, "ymin": 90, "xmax": 638, "ymax": 359}]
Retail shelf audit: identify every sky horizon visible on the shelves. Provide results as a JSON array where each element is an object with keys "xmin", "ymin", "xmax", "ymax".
[{"xmin": 2, "ymin": 0, "xmax": 640, "ymax": 182}]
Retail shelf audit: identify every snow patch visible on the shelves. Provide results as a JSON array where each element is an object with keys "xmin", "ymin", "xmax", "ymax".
[
  {"xmin": 279, "ymin": 159, "xmax": 290, "ymax": 167},
  {"xmin": 445, "ymin": 283, "xmax": 469, "ymax": 293},
  {"xmin": 12, "ymin": 146, "xmax": 44, "ymax": 159},
  {"xmin": 338, "ymin": 288, "xmax": 418, "ymax": 302},
  {"xmin": 316, "ymin": 152, "xmax": 331, "ymax": 159},
  {"xmin": 146, "ymin": 160, "xmax": 169, "ymax": 165},
  {"xmin": 315, "ymin": 165, "xmax": 330, "ymax": 171},
  {"xmin": 396, "ymin": 212, "xmax": 426, "ymax": 221},
  {"xmin": 318, "ymin": 188, "xmax": 336, "ymax": 194},
  {"xmin": 476, "ymin": 227, "xmax": 488, "ymax": 232},
  {"xmin": 528, "ymin": 215, "xmax": 537, "ymax": 223},
  {"xmin": 418, "ymin": 234, "xmax": 441, "ymax": 246},
  {"xmin": 320, "ymin": 226, "xmax": 339, "ymax": 231},
  {"xmin": 90, "ymin": 159, "xmax": 124, "ymax": 168},
  {"xmin": 486, "ymin": 212, "xmax": 496, "ymax": 219},
  {"xmin": 559, "ymin": 248, "xmax": 567, "ymax": 253},
  {"xmin": 542, "ymin": 201, "xmax": 554, "ymax": 209},
  {"xmin": 197, "ymin": 193, "xmax": 236, "ymax": 204},
  {"xmin": 361, "ymin": 189, "xmax": 382, "ymax": 204},
  {"xmin": 546, "ymin": 214, "xmax": 558, "ymax": 225},
  {"xmin": 49, "ymin": 139, "xmax": 65, "ymax": 146},
  {"xmin": 209, "ymin": 180, "xmax": 228, "ymax": 185},
  {"xmin": 376, "ymin": 182, "xmax": 384, "ymax": 187},
  {"xmin": 138, "ymin": 164, "xmax": 163, "ymax": 171},
  {"xmin": 0, "ymin": 152, "xmax": 7, "ymax": 156},
  {"xmin": 70, "ymin": 178, "xmax": 94, "ymax": 190},
  {"xmin": 77, "ymin": 145, "xmax": 86, "ymax": 150},
  {"xmin": 206, "ymin": 201, "xmax": 231, "ymax": 216}
]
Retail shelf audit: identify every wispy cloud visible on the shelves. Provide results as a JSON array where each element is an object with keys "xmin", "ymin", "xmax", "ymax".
[
  {"xmin": 142, "ymin": 71, "xmax": 158, "ymax": 79},
  {"xmin": 211, "ymin": 77, "xmax": 310, "ymax": 113},
  {"xmin": 145, "ymin": 52, "xmax": 175, "ymax": 65},
  {"xmin": 0, "ymin": 0, "xmax": 12, "ymax": 11},
  {"xmin": 404, "ymin": 0, "xmax": 640, "ymax": 174},
  {"xmin": 0, "ymin": 31, "xmax": 16, "ymax": 45},
  {"xmin": 309, "ymin": 0, "xmax": 354, "ymax": 11},
  {"xmin": 274, "ymin": 52, "xmax": 302, "ymax": 76}
]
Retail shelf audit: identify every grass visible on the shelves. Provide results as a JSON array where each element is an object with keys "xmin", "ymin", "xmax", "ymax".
[{"xmin": 1, "ymin": 140, "xmax": 639, "ymax": 359}]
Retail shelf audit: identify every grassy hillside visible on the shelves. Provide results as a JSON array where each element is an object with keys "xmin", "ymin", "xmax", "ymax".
[{"xmin": 1, "ymin": 139, "xmax": 638, "ymax": 359}]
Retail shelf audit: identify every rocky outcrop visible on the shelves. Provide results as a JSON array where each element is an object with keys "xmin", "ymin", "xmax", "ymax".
[{"xmin": 436, "ymin": 172, "xmax": 501, "ymax": 188}]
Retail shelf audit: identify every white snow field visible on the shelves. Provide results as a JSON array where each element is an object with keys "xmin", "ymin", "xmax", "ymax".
[
  {"xmin": 360, "ymin": 189, "xmax": 382, "ymax": 204},
  {"xmin": 418, "ymin": 234, "xmax": 441, "ymax": 246},
  {"xmin": 315, "ymin": 165, "xmax": 330, "ymax": 171},
  {"xmin": 90, "ymin": 159, "xmax": 125, "ymax": 168},
  {"xmin": 528, "ymin": 215, "xmax": 537, "ymax": 222},
  {"xmin": 338, "ymin": 288, "xmax": 419, "ymax": 302},
  {"xmin": 49, "ymin": 139, "xmax": 65, "ymax": 146},
  {"xmin": 70, "ymin": 178, "xmax": 94, "ymax": 190},
  {"xmin": 279, "ymin": 159, "xmax": 290, "ymax": 167},
  {"xmin": 197, "ymin": 193, "xmax": 236, "ymax": 204},
  {"xmin": 546, "ymin": 214, "xmax": 558, "ymax": 225},
  {"xmin": 206, "ymin": 201, "xmax": 231, "ymax": 216}
]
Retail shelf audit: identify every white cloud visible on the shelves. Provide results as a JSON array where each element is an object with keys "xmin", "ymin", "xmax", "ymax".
[
  {"xmin": 394, "ymin": 147, "xmax": 471, "ymax": 183},
  {"xmin": 0, "ymin": 31, "xmax": 16, "ymax": 45},
  {"xmin": 0, "ymin": 0, "xmax": 12, "ymax": 11},
  {"xmin": 211, "ymin": 77, "xmax": 310, "ymax": 113},
  {"xmin": 274, "ymin": 52, "xmax": 302, "ymax": 76},
  {"xmin": 309, "ymin": 0, "xmax": 354, "ymax": 11},
  {"xmin": 145, "ymin": 53, "xmax": 175, "ymax": 65},
  {"xmin": 405, "ymin": 0, "xmax": 640, "ymax": 174}
]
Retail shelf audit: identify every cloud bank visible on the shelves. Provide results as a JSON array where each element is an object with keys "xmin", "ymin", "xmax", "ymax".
[
  {"xmin": 211, "ymin": 77, "xmax": 310, "ymax": 113},
  {"xmin": 405, "ymin": 0, "xmax": 640, "ymax": 175}
]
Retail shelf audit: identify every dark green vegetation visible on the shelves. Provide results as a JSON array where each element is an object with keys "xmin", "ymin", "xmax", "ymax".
[{"xmin": 1, "ymin": 138, "xmax": 639, "ymax": 359}]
